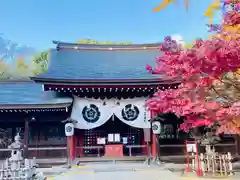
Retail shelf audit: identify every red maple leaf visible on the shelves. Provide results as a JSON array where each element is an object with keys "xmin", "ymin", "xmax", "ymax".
[{"xmin": 147, "ymin": 2, "xmax": 240, "ymax": 135}]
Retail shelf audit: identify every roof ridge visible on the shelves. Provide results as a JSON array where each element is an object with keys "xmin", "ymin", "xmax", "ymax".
[
  {"xmin": 53, "ymin": 40, "xmax": 161, "ymax": 49},
  {"xmin": 0, "ymin": 79, "xmax": 34, "ymax": 84}
]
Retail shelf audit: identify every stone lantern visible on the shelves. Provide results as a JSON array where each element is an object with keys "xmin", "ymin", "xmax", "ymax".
[
  {"xmin": 8, "ymin": 133, "xmax": 24, "ymax": 161},
  {"xmin": 0, "ymin": 133, "xmax": 44, "ymax": 179}
]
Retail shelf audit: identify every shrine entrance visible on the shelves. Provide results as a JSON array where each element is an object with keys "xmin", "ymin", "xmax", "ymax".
[
  {"xmin": 69, "ymin": 97, "xmax": 151, "ymax": 159},
  {"xmin": 75, "ymin": 115, "xmax": 145, "ymax": 157}
]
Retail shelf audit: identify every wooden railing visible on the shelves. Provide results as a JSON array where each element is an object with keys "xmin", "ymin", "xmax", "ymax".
[
  {"xmin": 0, "ymin": 143, "xmax": 237, "ymax": 159},
  {"xmin": 159, "ymin": 143, "xmax": 237, "ymax": 156},
  {"xmin": 0, "ymin": 147, "xmax": 67, "ymax": 159},
  {"xmin": 125, "ymin": 145, "xmax": 147, "ymax": 156},
  {"xmin": 76, "ymin": 144, "xmax": 148, "ymax": 157}
]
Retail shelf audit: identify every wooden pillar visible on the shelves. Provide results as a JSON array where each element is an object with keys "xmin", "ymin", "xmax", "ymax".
[
  {"xmin": 74, "ymin": 136, "xmax": 77, "ymax": 158},
  {"xmin": 150, "ymin": 111, "xmax": 160, "ymax": 158},
  {"xmin": 236, "ymin": 135, "xmax": 240, "ymax": 155},
  {"xmin": 67, "ymin": 136, "xmax": 76, "ymax": 161},
  {"xmin": 23, "ymin": 119, "xmax": 29, "ymax": 157},
  {"xmin": 151, "ymin": 133, "xmax": 157, "ymax": 158},
  {"xmin": 77, "ymin": 135, "xmax": 84, "ymax": 157},
  {"xmin": 141, "ymin": 136, "xmax": 148, "ymax": 155}
]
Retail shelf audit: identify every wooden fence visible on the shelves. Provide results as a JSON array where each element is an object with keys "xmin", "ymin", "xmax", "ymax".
[
  {"xmin": 190, "ymin": 152, "xmax": 234, "ymax": 177},
  {"xmin": 159, "ymin": 143, "xmax": 238, "ymax": 156}
]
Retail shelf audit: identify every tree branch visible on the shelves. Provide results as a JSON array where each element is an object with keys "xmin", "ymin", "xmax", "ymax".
[
  {"xmin": 224, "ymin": 76, "xmax": 240, "ymax": 92},
  {"xmin": 210, "ymin": 85, "xmax": 234, "ymax": 104}
]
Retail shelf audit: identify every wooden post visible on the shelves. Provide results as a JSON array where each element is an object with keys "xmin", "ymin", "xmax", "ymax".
[
  {"xmin": 77, "ymin": 135, "xmax": 84, "ymax": 157},
  {"xmin": 151, "ymin": 132, "xmax": 157, "ymax": 158},
  {"xmin": 155, "ymin": 134, "xmax": 160, "ymax": 158},
  {"xmin": 143, "ymin": 128, "xmax": 151, "ymax": 164},
  {"xmin": 195, "ymin": 141, "xmax": 202, "ymax": 176},
  {"xmin": 222, "ymin": 154, "xmax": 227, "ymax": 176},
  {"xmin": 219, "ymin": 155, "xmax": 223, "ymax": 176},
  {"xmin": 200, "ymin": 153, "xmax": 205, "ymax": 176},
  {"xmin": 67, "ymin": 136, "xmax": 76, "ymax": 161},
  {"xmin": 141, "ymin": 135, "xmax": 148, "ymax": 155},
  {"xmin": 227, "ymin": 152, "xmax": 233, "ymax": 176},
  {"xmin": 191, "ymin": 153, "xmax": 195, "ymax": 170},
  {"xmin": 23, "ymin": 119, "xmax": 29, "ymax": 157},
  {"xmin": 236, "ymin": 135, "xmax": 240, "ymax": 155},
  {"xmin": 185, "ymin": 141, "xmax": 191, "ymax": 172},
  {"xmin": 150, "ymin": 111, "xmax": 159, "ymax": 159}
]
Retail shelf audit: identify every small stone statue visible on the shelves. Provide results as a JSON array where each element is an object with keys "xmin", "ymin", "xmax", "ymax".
[{"xmin": 8, "ymin": 133, "xmax": 24, "ymax": 161}]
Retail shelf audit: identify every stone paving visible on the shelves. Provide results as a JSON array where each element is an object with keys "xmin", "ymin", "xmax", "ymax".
[
  {"xmin": 40, "ymin": 162, "xmax": 239, "ymax": 180},
  {"xmin": 43, "ymin": 162, "xmax": 179, "ymax": 180}
]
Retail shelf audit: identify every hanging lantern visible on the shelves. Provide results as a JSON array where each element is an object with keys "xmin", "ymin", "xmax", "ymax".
[
  {"xmin": 65, "ymin": 123, "xmax": 74, "ymax": 136},
  {"xmin": 152, "ymin": 121, "xmax": 162, "ymax": 134}
]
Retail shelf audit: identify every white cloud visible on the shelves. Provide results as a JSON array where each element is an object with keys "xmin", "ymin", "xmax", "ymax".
[{"xmin": 171, "ymin": 34, "xmax": 185, "ymax": 46}]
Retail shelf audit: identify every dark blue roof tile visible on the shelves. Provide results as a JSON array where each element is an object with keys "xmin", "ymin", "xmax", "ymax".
[
  {"xmin": 40, "ymin": 49, "xmax": 161, "ymax": 80},
  {"xmin": 0, "ymin": 82, "xmax": 72, "ymax": 105}
]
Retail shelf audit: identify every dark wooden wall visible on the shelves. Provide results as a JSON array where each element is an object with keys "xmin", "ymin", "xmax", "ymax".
[
  {"xmin": 0, "ymin": 111, "xmax": 69, "ymax": 159},
  {"xmin": 0, "ymin": 110, "xmax": 239, "ymax": 159}
]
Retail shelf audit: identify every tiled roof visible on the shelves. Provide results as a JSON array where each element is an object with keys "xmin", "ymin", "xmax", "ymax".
[
  {"xmin": 0, "ymin": 81, "xmax": 72, "ymax": 107},
  {"xmin": 39, "ymin": 46, "xmax": 162, "ymax": 80}
]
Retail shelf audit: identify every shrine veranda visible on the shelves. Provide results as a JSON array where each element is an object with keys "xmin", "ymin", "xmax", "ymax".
[{"xmin": 0, "ymin": 41, "xmax": 239, "ymax": 160}]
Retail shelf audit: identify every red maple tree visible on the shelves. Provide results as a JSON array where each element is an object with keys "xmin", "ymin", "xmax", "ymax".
[{"xmin": 147, "ymin": 0, "xmax": 240, "ymax": 135}]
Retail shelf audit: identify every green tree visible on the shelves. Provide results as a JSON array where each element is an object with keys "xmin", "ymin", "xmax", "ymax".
[
  {"xmin": 31, "ymin": 50, "xmax": 49, "ymax": 76},
  {"xmin": 0, "ymin": 57, "xmax": 41, "ymax": 80},
  {"xmin": 0, "ymin": 36, "xmax": 37, "ymax": 79},
  {"xmin": 0, "ymin": 60, "xmax": 11, "ymax": 79},
  {"xmin": 30, "ymin": 39, "xmax": 133, "ymax": 76},
  {"xmin": 12, "ymin": 57, "xmax": 32, "ymax": 78}
]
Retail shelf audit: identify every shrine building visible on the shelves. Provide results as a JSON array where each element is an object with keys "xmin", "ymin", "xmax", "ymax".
[{"xmin": 0, "ymin": 41, "xmax": 238, "ymax": 161}]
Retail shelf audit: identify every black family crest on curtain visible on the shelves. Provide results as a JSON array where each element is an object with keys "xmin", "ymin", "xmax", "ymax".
[
  {"xmin": 121, "ymin": 104, "xmax": 140, "ymax": 121},
  {"xmin": 82, "ymin": 104, "xmax": 101, "ymax": 123}
]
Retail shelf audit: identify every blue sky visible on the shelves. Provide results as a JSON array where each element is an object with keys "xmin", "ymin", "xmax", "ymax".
[{"xmin": 0, "ymin": 0, "xmax": 221, "ymax": 51}]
